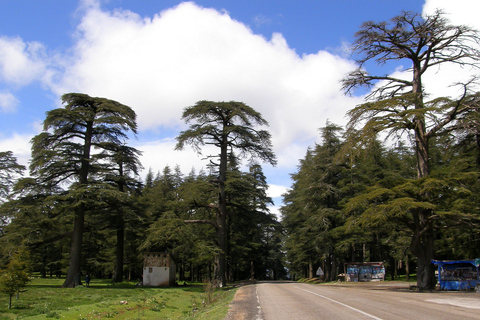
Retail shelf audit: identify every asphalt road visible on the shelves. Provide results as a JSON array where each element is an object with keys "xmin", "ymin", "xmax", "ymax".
[{"xmin": 225, "ymin": 281, "xmax": 480, "ymax": 320}]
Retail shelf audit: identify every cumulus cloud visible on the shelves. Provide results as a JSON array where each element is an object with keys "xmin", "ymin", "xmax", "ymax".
[
  {"xmin": 0, "ymin": 91, "xmax": 18, "ymax": 113},
  {"xmin": 0, "ymin": 36, "xmax": 47, "ymax": 87},
  {"xmin": 1, "ymin": 0, "xmax": 477, "ymax": 212},
  {"xmin": 3, "ymin": 0, "xmax": 476, "ymax": 193},
  {"xmin": 132, "ymin": 138, "xmax": 217, "ymax": 176},
  {"xmin": 0, "ymin": 133, "xmax": 32, "ymax": 167},
  {"xmin": 421, "ymin": 0, "xmax": 480, "ymax": 97},
  {"xmin": 267, "ymin": 184, "xmax": 289, "ymax": 199},
  {"xmin": 423, "ymin": 0, "xmax": 479, "ymax": 27},
  {"xmin": 52, "ymin": 2, "xmax": 359, "ymax": 175}
]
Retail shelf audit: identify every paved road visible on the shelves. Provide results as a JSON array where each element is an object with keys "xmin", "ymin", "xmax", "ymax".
[{"xmin": 225, "ymin": 281, "xmax": 480, "ymax": 320}]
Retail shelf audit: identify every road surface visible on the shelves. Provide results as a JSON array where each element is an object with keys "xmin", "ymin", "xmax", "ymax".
[{"xmin": 225, "ymin": 281, "xmax": 480, "ymax": 320}]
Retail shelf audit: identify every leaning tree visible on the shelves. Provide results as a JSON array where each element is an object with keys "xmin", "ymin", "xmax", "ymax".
[
  {"xmin": 175, "ymin": 100, "xmax": 276, "ymax": 287},
  {"xmin": 342, "ymin": 10, "xmax": 480, "ymax": 290},
  {"xmin": 30, "ymin": 93, "xmax": 138, "ymax": 287}
]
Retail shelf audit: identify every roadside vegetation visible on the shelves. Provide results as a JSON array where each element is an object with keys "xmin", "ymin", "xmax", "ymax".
[{"xmin": 0, "ymin": 277, "xmax": 236, "ymax": 319}]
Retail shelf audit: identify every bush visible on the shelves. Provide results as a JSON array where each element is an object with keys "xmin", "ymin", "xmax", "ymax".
[{"xmin": 0, "ymin": 246, "xmax": 31, "ymax": 309}]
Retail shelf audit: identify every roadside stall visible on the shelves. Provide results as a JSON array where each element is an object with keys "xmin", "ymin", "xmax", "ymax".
[
  {"xmin": 344, "ymin": 262, "xmax": 385, "ymax": 282},
  {"xmin": 431, "ymin": 259, "xmax": 480, "ymax": 291}
]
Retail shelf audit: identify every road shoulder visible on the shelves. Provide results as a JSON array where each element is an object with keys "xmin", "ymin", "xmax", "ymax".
[{"xmin": 225, "ymin": 283, "xmax": 261, "ymax": 320}]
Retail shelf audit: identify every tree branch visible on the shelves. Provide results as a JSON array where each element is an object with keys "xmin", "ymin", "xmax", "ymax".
[{"xmin": 184, "ymin": 219, "xmax": 219, "ymax": 229}]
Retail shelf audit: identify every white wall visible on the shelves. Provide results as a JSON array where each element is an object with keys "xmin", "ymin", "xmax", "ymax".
[{"xmin": 143, "ymin": 266, "xmax": 172, "ymax": 286}]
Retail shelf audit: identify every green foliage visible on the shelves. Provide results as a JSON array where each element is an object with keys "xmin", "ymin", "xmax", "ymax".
[
  {"xmin": 282, "ymin": 122, "xmax": 350, "ymax": 279},
  {"xmin": 0, "ymin": 246, "xmax": 31, "ymax": 309},
  {"xmin": 282, "ymin": 113, "xmax": 480, "ymax": 284},
  {"xmin": 0, "ymin": 151, "xmax": 25, "ymax": 201},
  {"xmin": 175, "ymin": 100, "xmax": 277, "ymax": 286},
  {"xmin": 176, "ymin": 100, "xmax": 276, "ymax": 166},
  {"xmin": 341, "ymin": 9, "xmax": 480, "ymax": 290},
  {"xmin": 27, "ymin": 93, "xmax": 140, "ymax": 287}
]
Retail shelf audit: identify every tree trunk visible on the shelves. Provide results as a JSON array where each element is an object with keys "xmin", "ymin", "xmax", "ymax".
[
  {"xmin": 410, "ymin": 210, "xmax": 436, "ymax": 290},
  {"xmin": 416, "ymin": 251, "xmax": 436, "ymax": 290},
  {"xmin": 215, "ymin": 210, "xmax": 226, "ymax": 286},
  {"xmin": 113, "ymin": 166, "xmax": 126, "ymax": 283},
  {"xmin": 62, "ymin": 207, "xmax": 85, "ymax": 288},
  {"xmin": 390, "ymin": 257, "xmax": 396, "ymax": 280},
  {"xmin": 113, "ymin": 218, "xmax": 124, "ymax": 283},
  {"xmin": 308, "ymin": 260, "xmax": 314, "ymax": 278},
  {"xmin": 250, "ymin": 260, "xmax": 255, "ymax": 280},
  {"xmin": 406, "ymin": 255, "xmax": 410, "ymax": 281},
  {"xmin": 331, "ymin": 257, "xmax": 336, "ymax": 282},
  {"xmin": 411, "ymin": 67, "xmax": 435, "ymax": 290},
  {"xmin": 475, "ymin": 133, "xmax": 480, "ymax": 167},
  {"xmin": 63, "ymin": 121, "xmax": 92, "ymax": 288},
  {"xmin": 413, "ymin": 67, "xmax": 429, "ymax": 179},
  {"xmin": 415, "ymin": 126, "xmax": 429, "ymax": 178},
  {"xmin": 214, "ymin": 131, "xmax": 228, "ymax": 287}
]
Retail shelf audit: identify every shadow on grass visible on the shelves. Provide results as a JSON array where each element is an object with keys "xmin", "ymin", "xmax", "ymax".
[{"xmin": 27, "ymin": 279, "xmax": 209, "ymax": 293}]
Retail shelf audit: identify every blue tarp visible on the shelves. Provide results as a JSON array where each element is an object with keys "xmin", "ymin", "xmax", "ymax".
[{"xmin": 431, "ymin": 259, "xmax": 480, "ymax": 291}]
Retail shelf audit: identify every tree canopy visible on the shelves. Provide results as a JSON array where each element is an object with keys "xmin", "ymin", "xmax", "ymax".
[
  {"xmin": 341, "ymin": 10, "xmax": 480, "ymax": 290},
  {"xmin": 176, "ymin": 100, "xmax": 276, "ymax": 286},
  {"xmin": 29, "ymin": 93, "xmax": 139, "ymax": 288}
]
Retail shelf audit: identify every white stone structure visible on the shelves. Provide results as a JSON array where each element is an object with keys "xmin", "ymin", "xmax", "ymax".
[{"xmin": 142, "ymin": 252, "xmax": 176, "ymax": 286}]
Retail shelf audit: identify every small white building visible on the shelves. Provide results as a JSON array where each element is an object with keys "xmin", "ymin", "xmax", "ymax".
[{"xmin": 142, "ymin": 252, "xmax": 176, "ymax": 286}]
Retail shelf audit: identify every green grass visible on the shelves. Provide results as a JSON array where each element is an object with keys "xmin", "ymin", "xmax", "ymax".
[{"xmin": 0, "ymin": 278, "xmax": 237, "ymax": 319}]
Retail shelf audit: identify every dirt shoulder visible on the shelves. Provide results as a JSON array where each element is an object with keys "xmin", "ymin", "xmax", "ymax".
[{"xmin": 224, "ymin": 282, "xmax": 260, "ymax": 320}]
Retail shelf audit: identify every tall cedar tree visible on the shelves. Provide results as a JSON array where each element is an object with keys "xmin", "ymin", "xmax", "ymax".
[
  {"xmin": 30, "ymin": 93, "xmax": 137, "ymax": 288},
  {"xmin": 225, "ymin": 164, "xmax": 278, "ymax": 281},
  {"xmin": 175, "ymin": 101, "xmax": 276, "ymax": 287},
  {"xmin": 341, "ymin": 10, "xmax": 480, "ymax": 290},
  {"xmin": 282, "ymin": 122, "xmax": 345, "ymax": 279},
  {"xmin": 103, "ymin": 144, "xmax": 143, "ymax": 282}
]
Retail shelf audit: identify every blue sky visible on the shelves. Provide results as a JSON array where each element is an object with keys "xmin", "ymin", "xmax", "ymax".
[{"xmin": 0, "ymin": 0, "xmax": 478, "ymax": 215}]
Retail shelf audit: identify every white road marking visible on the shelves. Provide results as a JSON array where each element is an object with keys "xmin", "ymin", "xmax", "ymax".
[
  {"xmin": 295, "ymin": 287, "xmax": 384, "ymax": 320},
  {"xmin": 256, "ymin": 285, "xmax": 264, "ymax": 320}
]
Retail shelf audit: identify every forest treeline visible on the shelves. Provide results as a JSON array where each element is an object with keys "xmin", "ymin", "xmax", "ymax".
[
  {"xmin": 0, "ymin": 96, "xmax": 282, "ymax": 288},
  {"xmin": 282, "ymin": 121, "xmax": 480, "ymax": 282}
]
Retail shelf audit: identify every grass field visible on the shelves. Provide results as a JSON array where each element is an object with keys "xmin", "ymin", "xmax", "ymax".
[{"xmin": 0, "ymin": 277, "xmax": 237, "ymax": 319}]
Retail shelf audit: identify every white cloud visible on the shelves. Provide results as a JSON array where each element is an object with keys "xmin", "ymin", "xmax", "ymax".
[
  {"xmin": 0, "ymin": 36, "xmax": 47, "ymax": 87},
  {"xmin": 133, "ymin": 138, "xmax": 215, "ymax": 177},
  {"xmin": 3, "ymin": 0, "xmax": 476, "ymax": 197},
  {"xmin": 0, "ymin": 133, "xmax": 32, "ymax": 167},
  {"xmin": 423, "ymin": 0, "xmax": 479, "ymax": 28},
  {"xmin": 52, "ymin": 2, "xmax": 358, "ymax": 176},
  {"xmin": 0, "ymin": 91, "xmax": 18, "ymax": 113},
  {"xmin": 267, "ymin": 184, "xmax": 289, "ymax": 199},
  {"xmin": 421, "ymin": 0, "xmax": 480, "ymax": 97}
]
